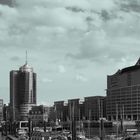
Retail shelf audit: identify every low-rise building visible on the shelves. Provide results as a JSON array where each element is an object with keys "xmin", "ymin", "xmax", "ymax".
[{"xmin": 29, "ymin": 105, "xmax": 49, "ymax": 127}]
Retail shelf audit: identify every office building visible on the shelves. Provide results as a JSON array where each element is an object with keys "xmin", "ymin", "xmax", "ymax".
[
  {"xmin": 106, "ymin": 58, "xmax": 140, "ymax": 121},
  {"xmin": 68, "ymin": 99, "xmax": 80, "ymax": 121},
  {"xmin": 54, "ymin": 101, "xmax": 64, "ymax": 122},
  {"xmin": 3, "ymin": 104, "xmax": 10, "ymax": 121},
  {"xmin": 84, "ymin": 96, "xmax": 106, "ymax": 121},
  {"xmin": 10, "ymin": 60, "xmax": 36, "ymax": 121}
]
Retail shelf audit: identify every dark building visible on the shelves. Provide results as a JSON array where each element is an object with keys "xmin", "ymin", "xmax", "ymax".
[
  {"xmin": 106, "ymin": 58, "xmax": 140, "ymax": 121},
  {"xmin": 0, "ymin": 99, "xmax": 3, "ymax": 121},
  {"xmin": 54, "ymin": 101, "xmax": 69, "ymax": 122},
  {"xmin": 48, "ymin": 106, "xmax": 56, "ymax": 126},
  {"xmin": 10, "ymin": 61, "xmax": 37, "ymax": 121},
  {"xmin": 79, "ymin": 100, "xmax": 85, "ymax": 120},
  {"xmin": 54, "ymin": 101, "xmax": 64, "ymax": 122},
  {"xmin": 3, "ymin": 104, "xmax": 10, "ymax": 121},
  {"xmin": 53, "ymin": 96, "xmax": 106, "ymax": 123},
  {"xmin": 84, "ymin": 96, "xmax": 106, "ymax": 121},
  {"xmin": 68, "ymin": 99, "xmax": 80, "ymax": 121},
  {"xmin": 54, "ymin": 99, "xmax": 85, "ymax": 122},
  {"xmin": 29, "ymin": 105, "xmax": 49, "ymax": 127}
]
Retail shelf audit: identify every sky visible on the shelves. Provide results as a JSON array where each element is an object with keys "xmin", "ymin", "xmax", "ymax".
[{"xmin": 0, "ymin": 0, "xmax": 140, "ymax": 105}]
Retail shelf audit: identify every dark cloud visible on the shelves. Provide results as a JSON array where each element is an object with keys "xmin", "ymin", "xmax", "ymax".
[
  {"xmin": 66, "ymin": 7, "xmax": 85, "ymax": 13},
  {"xmin": 0, "ymin": 0, "xmax": 14, "ymax": 6},
  {"xmin": 101, "ymin": 10, "xmax": 110, "ymax": 21},
  {"xmin": 118, "ymin": 0, "xmax": 140, "ymax": 13}
]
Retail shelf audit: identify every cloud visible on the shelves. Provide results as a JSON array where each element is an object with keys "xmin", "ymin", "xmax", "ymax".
[
  {"xmin": 1, "ymin": 0, "xmax": 140, "ymax": 104},
  {"xmin": 42, "ymin": 78, "xmax": 53, "ymax": 83},
  {"xmin": 118, "ymin": 0, "xmax": 140, "ymax": 13},
  {"xmin": 58, "ymin": 65, "xmax": 66, "ymax": 73},
  {"xmin": 10, "ymin": 56, "xmax": 20, "ymax": 61},
  {"xmin": 0, "ymin": 0, "xmax": 13, "ymax": 6},
  {"xmin": 76, "ymin": 74, "xmax": 88, "ymax": 82}
]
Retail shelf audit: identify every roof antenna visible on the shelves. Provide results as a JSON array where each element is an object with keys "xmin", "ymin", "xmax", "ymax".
[{"xmin": 26, "ymin": 50, "xmax": 28, "ymax": 64}]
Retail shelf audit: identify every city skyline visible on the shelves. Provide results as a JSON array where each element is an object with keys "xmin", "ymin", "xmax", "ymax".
[{"xmin": 0, "ymin": 0, "xmax": 140, "ymax": 105}]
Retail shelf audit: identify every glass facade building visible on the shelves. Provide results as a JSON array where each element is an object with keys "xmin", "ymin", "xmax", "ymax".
[
  {"xmin": 10, "ymin": 63, "xmax": 36, "ymax": 121},
  {"xmin": 106, "ymin": 59, "xmax": 140, "ymax": 121}
]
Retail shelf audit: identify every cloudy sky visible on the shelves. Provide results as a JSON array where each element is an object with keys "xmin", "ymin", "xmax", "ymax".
[{"xmin": 0, "ymin": 0, "xmax": 140, "ymax": 105}]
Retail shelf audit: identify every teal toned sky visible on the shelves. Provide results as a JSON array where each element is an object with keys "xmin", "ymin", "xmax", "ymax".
[{"xmin": 0, "ymin": 0, "xmax": 140, "ymax": 105}]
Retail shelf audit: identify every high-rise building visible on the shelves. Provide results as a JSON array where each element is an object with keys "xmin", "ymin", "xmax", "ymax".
[
  {"xmin": 0, "ymin": 99, "xmax": 3, "ymax": 121},
  {"xmin": 84, "ymin": 96, "xmax": 106, "ymax": 121},
  {"xmin": 10, "ymin": 60, "xmax": 36, "ymax": 121},
  {"xmin": 106, "ymin": 58, "xmax": 140, "ymax": 121}
]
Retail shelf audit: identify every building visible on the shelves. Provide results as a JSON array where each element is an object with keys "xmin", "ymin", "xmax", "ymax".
[
  {"xmin": 29, "ymin": 105, "xmax": 49, "ymax": 127},
  {"xmin": 48, "ymin": 106, "xmax": 56, "ymax": 126},
  {"xmin": 84, "ymin": 96, "xmax": 106, "ymax": 121},
  {"xmin": 106, "ymin": 58, "xmax": 140, "ymax": 121},
  {"xmin": 0, "ymin": 99, "xmax": 3, "ymax": 121},
  {"xmin": 68, "ymin": 99, "xmax": 80, "ymax": 121},
  {"xmin": 3, "ymin": 104, "xmax": 10, "ymax": 121},
  {"xmin": 53, "ymin": 96, "xmax": 107, "ymax": 123},
  {"xmin": 10, "ymin": 60, "xmax": 36, "ymax": 121},
  {"xmin": 54, "ymin": 101, "xmax": 64, "ymax": 122}
]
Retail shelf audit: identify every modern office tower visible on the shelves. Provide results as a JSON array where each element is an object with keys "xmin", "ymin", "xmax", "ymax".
[
  {"xmin": 10, "ymin": 60, "xmax": 36, "ymax": 121},
  {"xmin": 106, "ymin": 58, "xmax": 140, "ymax": 121},
  {"xmin": 0, "ymin": 99, "xmax": 3, "ymax": 121},
  {"xmin": 84, "ymin": 96, "xmax": 106, "ymax": 121}
]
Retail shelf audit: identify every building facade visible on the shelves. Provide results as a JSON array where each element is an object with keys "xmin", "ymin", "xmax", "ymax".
[
  {"xmin": 68, "ymin": 99, "xmax": 80, "ymax": 121},
  {"xmin": 54, "ymin": 101, "xmax": 65, "ymax": 122},
  {"xmin": 29, "ymin": 105, "xmax": 49, "ymax": 127},
  {"xmin": 0, "ymin": 99, "xmax": 3, "ymax": 121},
  {"xmin": 3, "ymin": 104, "xmax": 10, "ymax": 121},
  {"xmin": 106, "ymin": 58, "xmax": 140, "ymax": 121},
  {"xmin": 54, "ymin": 99, "xmax": 85, "ymax": 122},
  {"xmin": 10, "ymin": 62, "xmax": 36, "ymax": 121},
  {"xmin": 84, "ymin": 96, "xmax": 106, "ymax": 121}
]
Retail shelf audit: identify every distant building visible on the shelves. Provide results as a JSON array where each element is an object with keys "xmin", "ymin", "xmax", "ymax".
[
  {"xmin": 48, "ymin": 106, "xmax": 56, "ymax": 126},
  {"xmin": 79, "ymin": 100, "xmax": 85, "ymax": 120},
  {"xmin": 0, "ymin": 99, "xmax": 3, "ymax": 121},
  {"xmin": 10, "ymin": 60, "xmax": 37, "ymax": 121},
  {"xmin": 3, "ymin": 104, "xmax": 10, "ymax": 121},
  {"xmin": 54, "ymin": 97, "xmax": 107, "ymax": 122},
  {"xmin": 84, "ymin": 96, "xmax": 106, "ymax": 121},
  {"xmin": 68, "ymin": 99, "xmax": 80, "ymax": 121},
  {"xmin": 54, "ymin": 101, "xmax": 64, "ymax": 122},
  {"xmin": 106, "ymin": 58, "xmax": 140, "ymax": 121},
  {"xmin": 29, "ymin": 105, "xmax": 49, "ymax": 127}
]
